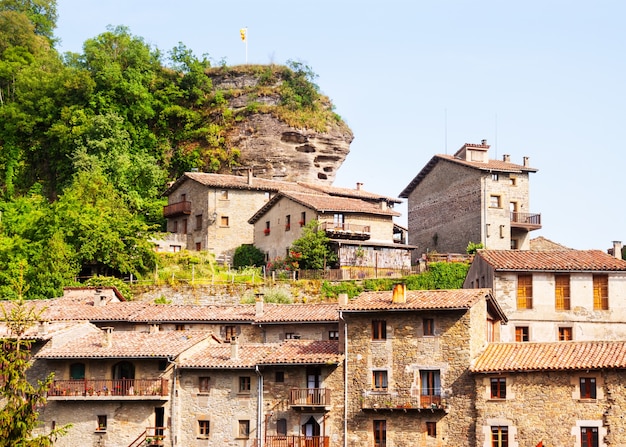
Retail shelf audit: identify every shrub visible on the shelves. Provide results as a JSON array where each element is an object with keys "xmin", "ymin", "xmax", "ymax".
[
  {"xmin": 233, "ymin": 244, "xmax": 265, "ymax": 268},
  {"xmin": 320, "ymin": 281, "xmax": 362, "ymax": 299}
]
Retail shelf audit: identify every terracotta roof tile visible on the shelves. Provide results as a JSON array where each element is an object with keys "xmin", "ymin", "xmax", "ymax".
[
  {"xmin": 255, "ymin": 304, "xmax": 338, "ymax": 323},
  {"xmin": 476, "ymin": 249, "xmax": 626, "ymax": 271},
  {"xmin": 260, "ymin": 340, "xmax": 342, "ymax": 365},
  {"xmin": 164, "ymin": 172, "xmax": 314, "ymax": 196},
  {"xmin": 297, "ymin": 182, "xmax": 402, "ymax": 204},
  {"xmin": 471, "ymin": 341, "xmax": 626, "ymax": 373},
  {"xmin": 180, "ymin": 344, "xmax": 275, "ymax": 369},
  {"xmin": 341, "ymin": 289, "xmax": 492, "ymax": 312},
  {"xmin": 130, "ymin": 304, "xmax": 255, "ymax": 323}
]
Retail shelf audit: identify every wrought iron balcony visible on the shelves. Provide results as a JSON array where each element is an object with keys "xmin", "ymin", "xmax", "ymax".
[
  {"xmin": 510, "ymin": 212, "xmax": 542, "ymax": 230},
  {"xmin": 361, "ymin": 391, "xmax": 447, "ymax": 412},
  {"xmin": 163, "ymin": 201, "xmax": 191, "ymax": 218},
  {"xmin": 47, "ymin": 378, "xmax": 169, "ymax": 400},
  {"xmin": 265, "ymin": 436, "xmax": 329, "ymax": 447},
  {"xmin": 289, "ymin": 388, "xmax": 331, "ymax": 410},
  {"xmin": 320, "ymin": 222, "xmax": 371, "ymax": 241}
]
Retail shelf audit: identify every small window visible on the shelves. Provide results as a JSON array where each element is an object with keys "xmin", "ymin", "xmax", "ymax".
[
  {"xmin": 510, "ymin": 239, "xmax": 519, "ymax": 250},
  {"xmin": 182, "ymin": 218, "xmax": 188, "ymax": 234},
  {"xmin": 238, "ymin": 420, "xmax": 250, "ymax": 438},
  {"xmin": 195, "ymin": 214, "xmax": 202, "ymax": 230},
  {"xmin": 555, "ymin": 274, "xmax": 571, "ymax": 310},
  {"xmin": 581, "ymin": 427, "xmax": 599, "ymax": 447},
  {"xmin": 97, "ymin": 415, "xmax": 107, "ymax": 432},
  {"xmin": 275, "ymin": 371, "xmax": 285, "ymax": 383},
  {"xmin": 70, "ymin": 362, "xmax": 85, "ymax": 380},
  {"xmin": 285, "ymin": 215, "xmax": 291, "ymax": 231},
  {"xmin": 515, "ymin": 326, "xmax": 529, "ymax": 342},
  {"xmin": 372, "ymin": 320, "xmax": 386, "ymax": 340},
  {"xmin": 372, "ymin": 370, "xmax": 388, "ymax": 390},
  {"xmin": 580, "ymin": 377, "xmax": 597, "ymax": 399},
  {"xmin": 426, "ymin": 421, "xmax": 437, "ymax": 437},
  {"xmin": 239, "ymin": 376, "xmax": 251, "ymax": 393},
  {"xmin": 221, "ymin": 216, "xmax": 229, "ymax": 227},
  {"xmin": 264, "ymin": 221, "xmax": 271, "ymax": 236},
  {"xmin": 175, "ymin": 324, "xmax": 186, "ymax": 331},
  {"xmin": 492, "ymin": 173, "xmax": 499, "ymax": 181},
  {"xmin": 328, "ymin": 331, "xmax": 339, "ymax": 340},
  {"xmin": 374, "ymin": 420, "xmax": 386, "ymax": 447},
  {"xmin": 489, "ymin": 195, "xmax": 501, "ymax": 208},
  {"xmin": 220, "ymin": 190, "xmax": 228, "ymax": 200},
  {"xmin": 490, "ymin": 377, "xmax": 506, "ymax": 399},
  {"xmin": 510, "ymin": 176, "xmax": 517, "ymax": 186},
  {"xmin": 181, "ymin": 194, "xmax": 186, "ymax": 202},
  {"xmin": 171, "ymin": 245, "xmax": 181, "ymax": 252},
  {"xmin": 224, "ymin": 325, "xmax": 236, "ymax": 342},
  {"xmin": 593, "ymin": 275, "xmax": 609, "ymax": 310},
  {"xmin": 198, "ymin": 420, "xmax": 210, "ymax": 437},
  {"xmin": 559, "ymin": 327, "xmax": 573, "ymax": 341},
  {"xmin": 276, "ymin": 418, "xmax": 287, "ymax": 436},
  {"xmin": 195, "ymin": 242, "xmax": 202, "ymax": 251},
  {"xmin": 491, "ymin": 426, "xmax": 508, "ymax": 447},
  {"xmin": 199, "ymin": 376, "xmax": 210, "ymax": 393},
  {"xmin": 423, "ymin": 318, "xmax": 434, "ymax": 336},
  {"xmin": 517, "ymin": 274, "xmax": 533, "ymax": 309},
  {"xmin": 300, "ymin": 212, "xmax": 306, "ymax": 227},
  {"xmin": 172, "ymin": 221, "xmax": 178, "ymax": 233},
  {"xmin": 285, "ymin": 333, "xmax": 296, "ymax": 339}
]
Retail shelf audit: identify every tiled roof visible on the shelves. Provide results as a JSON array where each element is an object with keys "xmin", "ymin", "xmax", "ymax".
[
  {"xmin": 35, "ymin": 329, "xmax": 210, "ymax": 359},
  {"xmin": 529, "ymin": 236, "xmax": 571, "ymax": 251},
  {"xmin": 179, "ymin": 339, "xmax": 342, "ymax": 368},
  {"xmin": 340, "ymin": 289, "xmax": 492, "ymax": 312},
  {"xmin": 130, "ymin": 304, "xmax": 255, "ymax": 323},
  {"xmin": 471, "ymin": 341, "xmax": 626, "ymax": 373},
  {"xmin": 476, "ymin": 249, "xmax": 626, "ymax": 271},
  {"xmin": 255, "ymin": 303, "xmax": 338, "ymax": 324},
  {"xmin": 297, "ymin": 182, "xmax": 402, "ymax": 204}
]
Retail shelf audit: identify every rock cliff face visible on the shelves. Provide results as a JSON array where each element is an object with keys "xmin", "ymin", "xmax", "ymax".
[{"xmin": 209, "ymin": 69, "xmax": 354, "ymax": 185}]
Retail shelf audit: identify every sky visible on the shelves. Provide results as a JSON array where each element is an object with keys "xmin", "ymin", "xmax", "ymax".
[{"xmin": 54, "ymin": 0, "xmax": 625, "ymax": 252}]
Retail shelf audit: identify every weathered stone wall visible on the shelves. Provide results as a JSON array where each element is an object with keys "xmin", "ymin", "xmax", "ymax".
[{"xmin": 262, "ymin": 323, "xmax": 339, "ymax": 343}]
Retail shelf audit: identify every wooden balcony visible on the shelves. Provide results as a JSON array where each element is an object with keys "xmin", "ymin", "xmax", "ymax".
[
  {"xmin": 289, "ymin": 388, "xmax": 331, "ymax": 410},
  {"xmin": 361, "ymin": 391, "xmax": 447, "ymax": 412},
  {"xmin": 163, "ymin": 201, "xmax": 191, "ymax": 218},
  {"xmin": 266, "ymin": 436, "xmax": 329, "ymax": 447},
  {"xmin": 47, "ymin": 378, "xmax": 169, "ymax": 400},
  {"xmin": 510, "ymin": 212, "xmax": 542, "ymax": 230},
  {"xmin": 320, "ymin": 222, "xmax": 371, "ymax": 241}
]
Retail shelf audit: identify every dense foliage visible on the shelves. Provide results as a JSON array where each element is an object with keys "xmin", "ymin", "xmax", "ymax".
[
  {"xmin": 233, "ymin": 244, "xmax": 265, "ymax": 268},
  {"xmin": 287, "ymin": 220, "xmax": 338, "ymax": 270},
  {"xmin": 0, "ymin": 1, "xmax": 339, "ymax": 298}
]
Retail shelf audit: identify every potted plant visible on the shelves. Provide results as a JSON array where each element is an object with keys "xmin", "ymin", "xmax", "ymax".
[{"xmin": 264, "ymin": 228, "xmax": 271, "ymax": 236}]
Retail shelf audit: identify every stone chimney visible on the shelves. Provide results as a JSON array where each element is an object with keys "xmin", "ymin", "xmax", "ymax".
[
  {"xmin": 612, "ymin": 241, "xmax": 623, "ymax": 259},
  {"xmin": 38, "ymin": 321, "xmax": 49, "ymax": 337},
  {"xmin": 356, "ymin": 182, "xmax": 363, "ymax": 190},
  {"xmin": 380, "ymin": 200, "xmax": 388, "ymax": 211},
  {"xmin": 102, "ymin": 327, "xmax": 113, "ymax": 348},
  {"xmin": 255, "ymin": 293, "xmax": 264, "ymax": 317},
  {"xmin": 231, "ymin": 336, "xmax": 239, "ymax": 359},
  {"xmin": 523, "ymin": 156, "xmax": 530, "ymax": 167},
  {"xmin": 391, "ymin": 283, "xmax": 407, "ymax": 304},
  {"xmin": 503, "ymin": 154, "xmax": 511, "ymax": 162},
  {"xmin": 338, "ymin": 293, "xmax": 349, "ymax": 306},
  {"xmin": 247, "ymin": 168, "xmax": 254, "ymax": 185},
  {"xmin": 149, "ymin": 323, "xmax": 160, "ymax": 334}
]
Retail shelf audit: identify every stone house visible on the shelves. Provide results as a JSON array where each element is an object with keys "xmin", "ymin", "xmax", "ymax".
[
  {"xmin": 399, "ymin": 140, "xmax": 540, "ymax": 260},
  {"xmin": 464, "ymin": 248, "xmax": 626, "ymax": 342},
  {"xmin": 248, "ymin": 190, "xmax": 413, "ymax": 271},
  {"xmin": 339, "ymin": 284, "xmax": 507, "ymax": 447},
  {"xmin": 471, "ymin": 340, "xmax": 626, "ymax": 447}
]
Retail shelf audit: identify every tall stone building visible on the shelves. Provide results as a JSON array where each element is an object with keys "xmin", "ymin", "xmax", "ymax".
[{"xmin": 399, "ymin": 141, "xmax": 540, "ymax": 260}]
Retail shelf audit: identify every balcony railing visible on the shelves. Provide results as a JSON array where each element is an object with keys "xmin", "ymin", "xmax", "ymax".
[
  {"xmin": 266, "ymin": 436, "xmax": 329, "ymax": 447},
  {"xmin": 163, "ymin": 201, "xmax": 191, "ymax": 218},
  {"xmin": 510, "ymin": 212, "xmax": 542, "ymax": 230},
  {"xmin": 361, "ymin": 391, "xmax": 446, "ymax": 411},
  {"xmin": 47, "ymin": 378, "xmax": 169, "ymax": 399},
  {"xmin": 289, "ymin": 388, "xmax": 331, "ymax": 409},
  {"xmin": 319, "ymin": 222, "xmax": 371, "ymax": 240}
]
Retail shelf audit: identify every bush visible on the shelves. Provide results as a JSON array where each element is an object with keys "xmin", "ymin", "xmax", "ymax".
[
  {"xmin": 320, "ymin": 281, "xmax": 362, "ymax": 299},
  {"xmin": 233, "ymin": 244, "xmax": 265, "ymax": 268},
  {"xmin": 84, "ymin": 276, "xmax": 133, "ymax": 301}
]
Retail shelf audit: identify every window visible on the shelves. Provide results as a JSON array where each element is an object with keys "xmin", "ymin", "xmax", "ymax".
[
  {"xmin": 264, "ymin": 221, "xmax": 271, "ymax": 236},
  {"xmin": 559, "ymin": 327, "xmax": 573, "ymax": 341},
  {"xmin": 195, "ymin": 214, "xmax": 202, "ymax": 230},
  {"xmin": 515, "ymin": 326, "xmax": 529, "ymax": 342},
  {"xmin": 492, "ymin": 173, "xmax": 499, "ymax": 181},
  {"xmin": 333, "ymin": 213, "xmax": 345, "ymax": 229},
  {"xmin": 221, "ymin": 216, "xmax": 229, "ymax": 227},
  {"xmin": 275, "ymin": 371, "xmax": 285, "ymax": 383},
  {"xmin": 510, "ymin": 239, "xmax": 519, "ymax": 250},
  {"xmin": 516, "ymin": 274, "xmax": 533, "ymax": 309},
  {"xmin": 555, "ymin": 274, "xmax": 571, "ymax": 310},
  {"xmin": 372, "ymin": 320, "xmax": 386, "ymax": 340},
  {"xmin": 199, "ymin": 376, "xmax": 210, "ymax": 393},
  {"xmin": 285, "ymin": 332, "xmax": 297, "ymax": 339},
  {"xmin": 372, "ymin": 370, "xmax": 388, "ymax": 390},
  {"xmin": 373, "ymin": 420, "xmax": 386, "ymax": 447},
  {"xmin": 328, "ymin": 331, "xmax": 339, "ymax": 340},
  {"xmin": 300, "ymin": 211, "xmax": 306, "ymax": 227},
  {"xmin": 70, "ymin": 362, "xmax": 85, "ymax": 380},
  {"xmin": 580, "ymin": 377, "xmax": 597, "ymax": 399},
  {"xmin": 96, "ymin": 415, "xmax": 107, "ymax": 431},
  {"xmin": 593, "ymin": 275, "xmax": 609, "ymax": 310},
  {"xmin": 195, "ymin": 242, "xmax": 202, "ymax": 251},
  {"xmin": 180, "ymin": 194, "xmax": 186, "ymax": 202},
  {"xmin": 276, "ymin": 418, "xmax": 287, "ymax": 436},
  {"xmin": 423, "ymin": 318, "xmax": 434, "ymax": 336},
  {"xmin": 224, "ymin": 325, "xmax": 236, "ymax": 342},
  {"xmin": 172, "ymin": 221, "xmax": 178, "ymax": 233},
  {"xmin": 426, "ymin": 421, "xmax": 437, "ymax": 437},
  {"xmin": 490, "ymin": 377, "xmax": 506, "ymax": 399},
  {"xmin": 581, "ymin": 427, "xmax": 599, "ymax": 447},
  {"xmin": 489, "ymin": 195, "xmax": 501, "ymax": 208},
  {"xmin": 238, "ymin": 420, "xmax": 250, "ymax": 438},
  {"xmin": 182, "ymin": 218, "xmax": 188, "ymax": 234},
  {"xmin": 510, "ymin": 176, "xmax": 517, "ymax": 186},
  {"xmin": 239, "ymin": 376, "xmax": 251, "ymax": 393},
  {"xmin": 285, "ymin": 214, "xmax": 291, "ymax": 231},
  {"xmin": 220, "ymin": 190, "xmax": 228, "ymax": 200},
  {"xmin": 491, "ymin": 426, "xmax": 508, "ymax": 447},
  {"xmin": 175, "ymin": 324, "xmax": 185, "ymax": 331},
  {"xmin": 198, "ymin": 420, "xmax": 210, "ymax": 437}
]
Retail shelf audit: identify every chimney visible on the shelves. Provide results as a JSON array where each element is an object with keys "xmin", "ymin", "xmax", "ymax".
[
  {"xmin": 391, "ymin": 283, "xmax": 407, "ymax": 304},
  {"xmin": 102, "ymin": 327, "xmax": 113, "ymax": 348},
  {"xmin": 231, "ymin": 336, "xmax": 239, "ymax": 359},
  {"xmin": 503, "ymin": 154, "xmax": 511, "ymax": 162},
  {"xmin": 612, "ymin": 241, "xmax": 623, "ymax": 259},
  {"xmin": 356, "ymin": 182, "xmax": 363, "ymax": 190},
  {"xmin": 38, "ymin": 321, "xmax": 49, "ymax": 336},
  {"xmin": 149, "ymin": 323, "xmax": 160, "ymax": 334},
  {"xmin": 380, "ymin": 201, "xmax": 388, "ymax": 211},
  {"xmin": 338, "ymin": 293, "xmax": 349, "ymax": 306},
  {"xmin": 255, "ymin": 293, "xmax": 264, "ymax": 317},
  {"xmin": 481, "ymin": 139, "xmax": 487, "ymax": 146},
  {"xmin": 247, "ymin": 168, "xmax": 253, "ymax": 185},
  {"xmin": 523, "ymin": 156, "xmax": 529, "ymax": 167}
]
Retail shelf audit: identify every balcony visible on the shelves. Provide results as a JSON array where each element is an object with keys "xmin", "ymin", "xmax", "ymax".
[
  {"xmin": 47, "ymin": 378, "xmax": 169, "ymax": 400},
  {"xmin": 361, "ymin": 391, "xmax": 447, "ymax": 412},
  {"xmin": 163, "ymin": 201, "xmax": 191, "ymax": 218},
  {"xmin": 320, "ymin": 222, "xmax": 371, "ymax": 241},
  {"xmin": 510, "ymin": 212, "xmax": 542, "ymax": 231},
  {"xmin": 289, "ymin": 388, "xmax": 331, "ymax": 410},
  {"xmin": 266, "ymin": 436, "xmax": 329, "ymax": 447}
]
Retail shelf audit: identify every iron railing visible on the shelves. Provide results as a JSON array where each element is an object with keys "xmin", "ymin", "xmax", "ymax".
[
  {"xmin": 289, "ymin": 388, "xmax": 331, "ymax": 407},
  {"xmin": 47, "ymin": 378, "xmax": 168, "ymax": 398},
  {"xmin": 265, "ymin": 436, "xmax": 329, "ymax": 447}
]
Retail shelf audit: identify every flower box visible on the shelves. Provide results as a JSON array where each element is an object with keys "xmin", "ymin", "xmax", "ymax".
[{"xmin": 264, "ymin": 228, "xmax": 271, "ymax": 236}]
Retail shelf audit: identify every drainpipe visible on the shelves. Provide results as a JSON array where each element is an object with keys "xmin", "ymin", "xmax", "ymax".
[
  {"xmin": 167, "ymin": 357, "xmax": 178, "ymax": 446},
  {"xmin": 340, "ymin": 310, "xmax": 348, "ymax": 447},
  {"xmin": 256, "ymin": 365, "xmax": 264, "ymax": 447}
]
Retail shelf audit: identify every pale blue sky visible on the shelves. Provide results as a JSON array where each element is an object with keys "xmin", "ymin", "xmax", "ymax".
[{"xmin": 55, "ymin": 0, "xmax": 625, "ymax": 251}]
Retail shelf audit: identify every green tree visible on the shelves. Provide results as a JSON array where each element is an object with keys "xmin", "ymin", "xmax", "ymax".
[
  {"xmin": 288, "ymin": 220, "xmax": 337, "ymax": 270},
  {"xmin": 0, "ymin": 0, "xmax": 58, "ymax": 44},
  {"xmin": 233, "ymin": 244, "xmax": 265, "ymax": 268}
]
